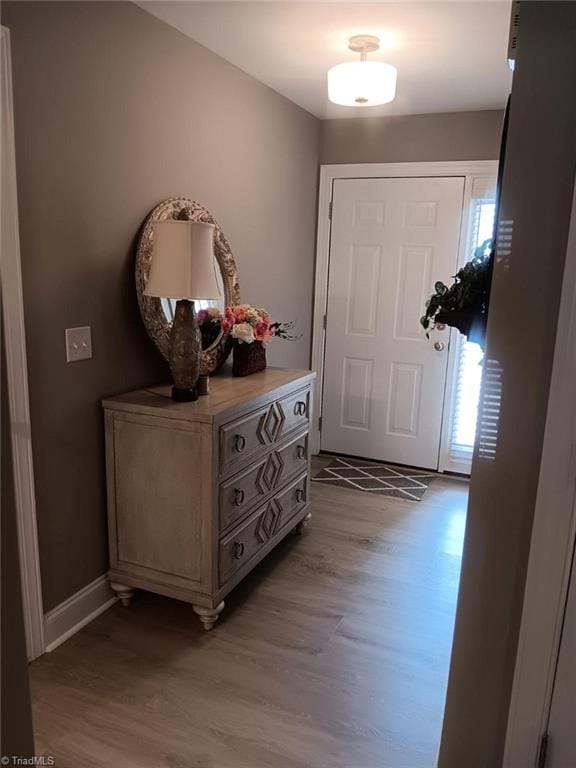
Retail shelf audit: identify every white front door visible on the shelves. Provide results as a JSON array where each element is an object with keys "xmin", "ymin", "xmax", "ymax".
[{"xmin": 321, "ymin": 176, "xmax": 465, "ymax": 469}]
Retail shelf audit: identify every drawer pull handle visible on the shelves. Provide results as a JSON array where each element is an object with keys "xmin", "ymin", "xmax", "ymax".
[
  {"xmin": 296, "ymin": 488, "xmax": 305, "ymax": 503},
  {"xmin": 294, "ymin": 401, "xmax": 307, "ymax": 417},
  {"xmin": 233, "ymin": 488, "xmax": 245, "ymax": 507},
  {"xmin": 233, "ymin": 541, "xmax": 245, "ymax": 560},
  {"xmin": 234, "ymin": 434, "xmax": 246, "ymax": 453},
  {"xmin": 296, "ymin": 445, "xmax": 306, "ymax": 460}
]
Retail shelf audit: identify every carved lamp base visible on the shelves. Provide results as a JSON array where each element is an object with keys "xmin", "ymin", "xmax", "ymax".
[{"xmin": 169, "ymin": 299, "xmax": 201, "ymax": 402}]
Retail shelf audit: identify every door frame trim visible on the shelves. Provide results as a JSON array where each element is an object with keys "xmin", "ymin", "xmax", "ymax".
[
  {"xmin": 503, "ymin": 178, "xmax": 576, "ymax": 767},
  {"xmin": 311, "ymin": 160, "xmax": 499, "ymax": 456},
  {"xmin": 1, "ymin": 26, "xmax": 45, "ymax": 660}
]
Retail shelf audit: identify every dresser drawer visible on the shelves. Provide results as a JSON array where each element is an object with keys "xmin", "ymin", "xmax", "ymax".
[
  {"xmin": 277, "ymin": 387, "xmax": 311, "ymax": 438},
  {"xmin": 219, "ymin": 386, "xmax": 311, "ymax": 476},
  {"xmin": 219, "ymin": 430, "xmax": 309, "ymax": 532},
  {"xmin": 220, "ymin": 404, "xmax": 270, "ymax": 473},
  {"xmin": 219, "ymin": 457, "xmax": 268, "ymax": 531},
  {"xmin": 275, "ymin": 471, "xmax": 309, "ymax": 518},
  {"xmin": 277, "ymin": 430, "xmax": 309, "ymax": 484},
  {"xmin": 219, "ymin": 472, "xmax": 308, "ymax": 585}
]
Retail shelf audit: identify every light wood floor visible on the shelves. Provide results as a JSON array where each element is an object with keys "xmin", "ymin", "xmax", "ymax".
[{"xmin": 30, "ymin": 458, "xmax": 468, "ymax": 768}]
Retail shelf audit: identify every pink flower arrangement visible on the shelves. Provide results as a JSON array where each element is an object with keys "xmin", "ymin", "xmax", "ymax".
[{"xmin": 222, "ymin": 305, "xmax": 276, "ymax": 345}]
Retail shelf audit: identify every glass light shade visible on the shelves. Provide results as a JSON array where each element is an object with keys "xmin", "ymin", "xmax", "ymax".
[
  {"xmin": 144, "ymin": 220, "xmax": 221, "ymax": 300},
  {"xmin": 327, "ymin": 60, "xmax": 397, "ymax": 107}
]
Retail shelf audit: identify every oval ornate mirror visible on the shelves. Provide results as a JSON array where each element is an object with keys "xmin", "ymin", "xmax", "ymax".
[{"xmin": 136, "ymin": 198, "xmax": 240, "ymax": 375}]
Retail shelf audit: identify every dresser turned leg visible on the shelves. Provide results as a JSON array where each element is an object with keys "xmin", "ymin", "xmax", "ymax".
[
  {"xmin": 193, "ymin": 601, "xmax": 225, "ymax": 631},
  {"xmin": 295, "ymin": 512, "xmax": 312, "ymax": 536},
  {"xmin": 110, "ymin": 581, "xmax": 135, "ymax": 607}
]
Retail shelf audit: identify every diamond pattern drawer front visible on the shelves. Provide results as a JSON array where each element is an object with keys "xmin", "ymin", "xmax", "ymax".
[
  {"xmin": 219, "ymin": 429, "xmax": 310, "ymax": 533},
  {"xmin": 276, "ymin": 430, "xmax": 309, "ymax": 485},
  {"xmin": 219, "ymin": 430, "xmax": 309, "ymax": 533},
  {"xmin": 219, "ymin": 472, "xmax": 308, "ymax": 585},
  {"xmin": 274, "ymin": 472, "xmax": 308, "ymax": 522},
  {"xmin": 219, "ymin": 403, "xmax": 274, "ymax": 474},
  {"xmin": 219, "ymin": 387, "xmax": 311, "ymax": 476},
  {"xmin": 276, "ymin": 388, "xmax": 311, "ymax": 439},
  {"xmin": 219, "ymin": 456, "xmax": 269, "ymax": 532}
]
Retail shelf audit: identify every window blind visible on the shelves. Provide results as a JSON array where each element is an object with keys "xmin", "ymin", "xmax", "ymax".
[{"xmin": 449, "ymin": 199, "xmax": 496, "ymax": 458}]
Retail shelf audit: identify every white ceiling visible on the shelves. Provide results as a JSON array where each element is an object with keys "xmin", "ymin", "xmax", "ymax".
[{"xmin": 136, "ymin": 1, "xmax": 513, "ymax": 119}]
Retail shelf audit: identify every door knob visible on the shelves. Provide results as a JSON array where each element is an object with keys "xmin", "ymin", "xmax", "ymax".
[{"xmin": 434, "ymin": 341, "xmax": 445, "ymax": 352}]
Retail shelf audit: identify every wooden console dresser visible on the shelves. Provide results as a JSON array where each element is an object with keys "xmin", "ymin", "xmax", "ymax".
[{"xmin": 103, "ymin": 368, "xmax": 315, "ymax": 630}]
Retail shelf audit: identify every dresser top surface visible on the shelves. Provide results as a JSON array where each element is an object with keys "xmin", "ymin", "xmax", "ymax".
[{"xmin": 102, "ymin": 368, "xmax": 315, "ymax": 423}]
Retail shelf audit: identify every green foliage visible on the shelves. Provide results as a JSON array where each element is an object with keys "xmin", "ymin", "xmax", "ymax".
[{"xmin": 420, "ymin": 239, "xmax": 493, "ymax": 338}]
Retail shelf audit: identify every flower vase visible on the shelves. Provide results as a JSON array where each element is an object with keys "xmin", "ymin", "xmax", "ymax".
[{"xmin": 232, "ymin": 340, "xmax": 267, "ymax": 377}]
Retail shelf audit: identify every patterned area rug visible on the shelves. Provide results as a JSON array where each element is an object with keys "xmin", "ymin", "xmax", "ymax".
[{"xmin": 312, "ymin": 457, "xmax": 436, "ymax": 502}]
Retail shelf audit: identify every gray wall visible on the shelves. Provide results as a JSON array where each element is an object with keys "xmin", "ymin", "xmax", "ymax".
[
  {"xmin": 2, "ymin": 0, "xmax": 320, "ymax": 610},
  {"xmin": 321, "ymin": 110, "xmax": 503, "ymax": 165},
  {"xmin": 438, "ymin": 3, "xmax": 576, "ymax": 765}
]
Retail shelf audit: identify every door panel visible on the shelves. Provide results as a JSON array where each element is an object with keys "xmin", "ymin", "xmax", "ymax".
[
  {"xmin": 322, "ymin": 177, "xmax": 465, "ymax": 468},
  {"xmin": 341, "ymin": 356, "xmax": 374, "ymax": 429},
  {"xmin": 387, "ymin": 362, "xmax": 422, "ymax": 436},
  {"xmin": 394, "ymin": 246, "xmax": 433, "ymax": 340},
  {"xmin": 346, "ymin": 245, "xmax": 381, "ymax": 336}
]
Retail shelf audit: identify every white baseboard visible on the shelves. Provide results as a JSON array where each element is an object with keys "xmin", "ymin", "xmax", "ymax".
[{"xmin": 44, "ymin": 574, "xmax": 117, "ymax": 653}]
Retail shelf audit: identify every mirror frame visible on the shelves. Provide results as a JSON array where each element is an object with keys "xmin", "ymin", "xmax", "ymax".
[{"xmin": 135, "ymin": 197, "xmax": 240, "ymax": 375}]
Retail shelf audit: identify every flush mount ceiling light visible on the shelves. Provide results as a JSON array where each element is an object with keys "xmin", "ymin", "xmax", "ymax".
[{"xmin": 328, "ymin": 35, "xmax": 397, "ymax": 107}]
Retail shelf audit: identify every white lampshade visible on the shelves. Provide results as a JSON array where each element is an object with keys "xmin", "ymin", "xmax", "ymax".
[
  {"xmin": 144, "ymin": 220, "xmax": 221, "ymax": 300},
  {"xmin": 327, "ymin": 60, "xmax": 397, "ymax": 107}
]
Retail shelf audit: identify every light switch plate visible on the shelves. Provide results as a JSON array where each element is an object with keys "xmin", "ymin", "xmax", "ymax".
[{"xmin": 65, "ymin": 326, "xmax": 92, "ymax": 362}]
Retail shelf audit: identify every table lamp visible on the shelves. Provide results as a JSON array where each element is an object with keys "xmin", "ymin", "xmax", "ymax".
[{"xmin": 144, "ymin": 220, "xmax": 221, "ymax": 402}]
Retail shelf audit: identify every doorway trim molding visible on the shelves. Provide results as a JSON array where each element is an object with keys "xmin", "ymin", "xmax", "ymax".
[
  {"xmin": 503, "ymin": 178, "xmax": 576, "ymax": 767},
  {"xmin": 1, "ymin": 25, "xmax": 45, "ymax": 660},
  {"xmin": 311, "ymin": 160, "xmax": 498, "ymax": 455}
]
